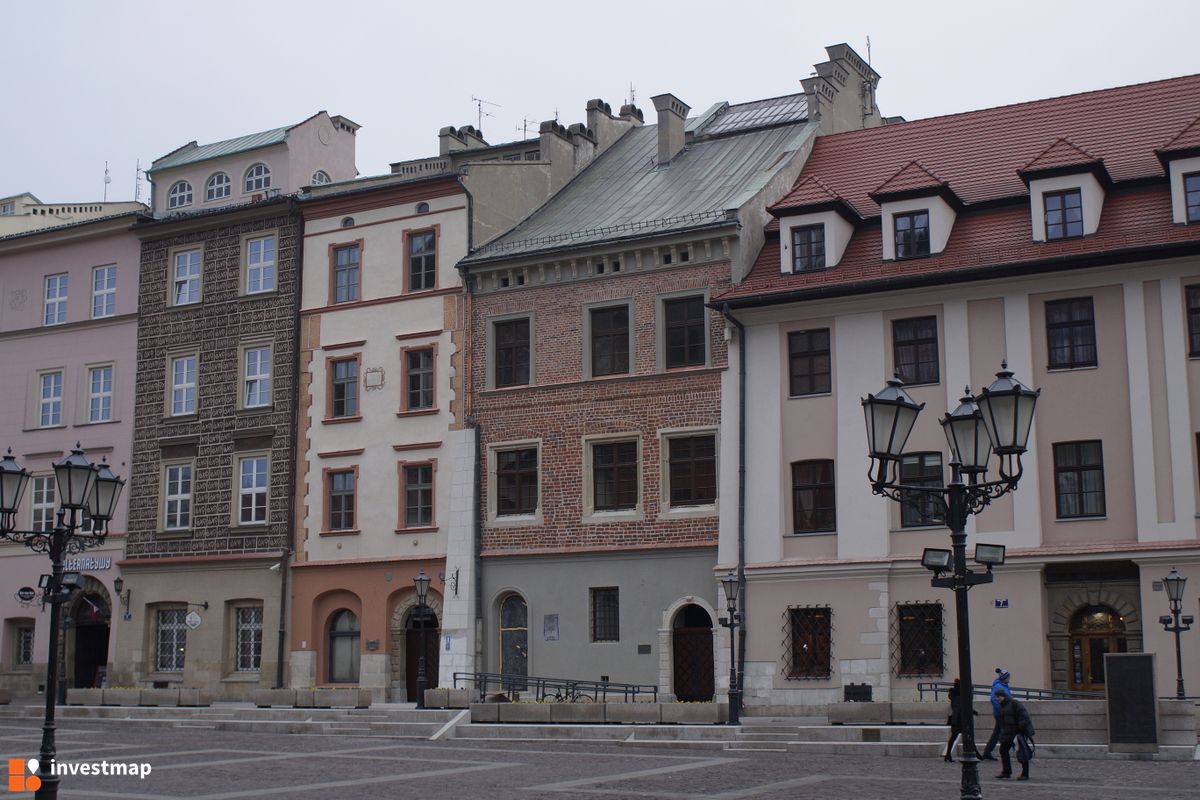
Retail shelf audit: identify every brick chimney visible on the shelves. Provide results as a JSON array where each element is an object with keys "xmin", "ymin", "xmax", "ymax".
[{"xmin": 650, "ymin": 93, "xmax": 690, "ymax": 165}]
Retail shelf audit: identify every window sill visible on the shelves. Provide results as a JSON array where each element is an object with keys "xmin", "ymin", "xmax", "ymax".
[
  {"xmin": 239, "ymin": 290, "xmax": 279, "ymax": 300},
  {"xmin": 489, "ymin": 383, "xmax": 532, "ymax": 391},
  {"xmin": 163, "ymin": 414, "xmax": 198, "ymax": 424},
  {"xmin": 657, "ymin": 504, "xmax": 717, "ymax": 521},
  {"xmin": 322, "ymin": 416, "xmax": 363, "ymax": 425},
  {"xmin": 221, "ymin": 673, "xmax": 263, "ymax": 683},
  {"xmin": 489, "ymin": 513, "xmax": 542, "ymax": 528},
  {"xmin": 583, "ymin": 509, "xmax": 643, "ymax": 524},
  {"xmin": 663, "ymin": 363, "xmax": 711, "ymax": 374},
  {"xmin": 237, "ymin": 406, "xmax": 274, "ymax": 416},
  {"xmin": 786, "ymin": 529, "xmax": 837, "ymax": 537},
  {"xmin": 395, "ymin": 526, "xmax": 438, "ymax": 534},
  {"xmin": 1055, "ymin": 515, "xmax": 1107, "ymax": 522},
  {"xmin": 396, "ymin": 408, "xmax": 439, "ymax": 418},
  {"xmin": 74, "ymin": 419, "xmax": 121, "ymax": 427},
  {"xmin": 893, "ymin": 524, "xmax": 946, "ymax": 532},
  {"xmin": 589, "ymin": 372, "xmax": 633, "ymax": 381},
  {"xmin": 22, "ymin": 424, "xmax": 67, "ymax": 432},
  {"xmin": 1046, "ymin": 364, "xmax": 1099, "ymax": 373},
  {"xmin": 168, "ymin": 302, "xmax": 203, "ymax": 310},
  {"xmin": 319, "ymin": 528, "xmax": 360, "ymax": 537},
  {"xmin": 898, "ymin": 381, "xmax": 939, "ymax": 389},
  {"xmin": 156, "ymin": 530, "xmax": 192, "ymax": 539},
  {"xmin": 787, "ymin": 392, "xmax": 832, "ymax": 400},
  {"xmin": 231, "ymin": 525, "xmax": 270, "ymax": 535}
]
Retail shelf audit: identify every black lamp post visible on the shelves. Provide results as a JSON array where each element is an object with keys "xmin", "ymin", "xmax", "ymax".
[
  {"xmin": 720, "ymin": 570, "xmax": 741, "ymax": 726},
  {"xmin": 1158, "ymin": 568, "xmax": 1192, "ymax": 699},
  {"xmin": 862, "ymin": 364, "xmax": 1038, "ymax": 800},
  {"xmin": 413, "ymin": 570, "xmax": 430, "ymax": 710},
  {"xmin": 0, "ymin": 445, "xmax": 124, "ymax": 800}
]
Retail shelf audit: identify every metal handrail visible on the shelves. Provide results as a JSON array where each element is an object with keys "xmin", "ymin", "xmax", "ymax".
[
  {"xmin": 453, "ymin": 671, "xmax": 657, "ymax": 703},
  {"xmin": 917, "ymin": 680, "xmax": 1103, "ymax": 702}
]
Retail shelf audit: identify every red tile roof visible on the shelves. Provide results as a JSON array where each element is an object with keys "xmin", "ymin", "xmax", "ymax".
[
  {"xmin": 772, "ymin": 176, "xmax": 845, "ymax": 212},
  {"xmin": 1019, "ymin": 137, "xmax": 1102, "ymax": 175},
  {"xmin": 871, "ymin": 160, "xmax": 949, "ymax": 196},
  {"xmin": 721, "ymin": 74, "xmax": 1200, "ymax": 306},
  {"xmin": 1159, "ymin": 115, "xmax": 1200, "ymax": 157}
]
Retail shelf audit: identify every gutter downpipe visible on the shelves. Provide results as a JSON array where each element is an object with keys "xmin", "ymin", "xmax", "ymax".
[
  {"xmin": 721, "ymin": 304, "xmax": 747, "ymax": 715},
  {"xmin": 459, "ymin": 183, "xmax": 485, "ymax": 675},
  {"xmin": 277, "ymin": 197, "xmax": 302, "ymax": 689}
]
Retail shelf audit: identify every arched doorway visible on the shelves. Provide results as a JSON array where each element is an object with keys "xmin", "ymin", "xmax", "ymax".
[
  {"xmin": 1069, "ymin": 605, "xmax": 1127, "ymax": 691},
  {"xmin": 498, "ymin": 594, "xmax": 528, "ymax": 682},
  {"xmin": 328, "ymin": 609, "xmax": 360, "ymax": 684},
  {"xmin": 68, "ymin": 591, "xmax": 110, "ymax": 688},
  {"xmin": 671, "ymin": 604, "xmax": 714, "ymax": 701},
  {"xmin": 405, "ymin": 609, "xmax": 440, "ymax": 702}
]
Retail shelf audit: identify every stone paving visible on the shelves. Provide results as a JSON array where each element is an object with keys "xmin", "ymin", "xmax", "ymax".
[{"xmin": 0, "ymin": 718, "xmax": 1193, "ymax": 799}]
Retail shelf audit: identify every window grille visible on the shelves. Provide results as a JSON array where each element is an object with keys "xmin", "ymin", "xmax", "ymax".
[
  {"xmin": 156, "ymin": 609, "xmax": 187, "ymax": 672},
  {"xmin": 236, "ymin": 607, "xmax": 263, "ymax": 672},
  {"xmin": 781, "ymin": 606, "xmax": 833, "ymax": 679},
  {"xmin": 890, "ymin": 602, "xmax": 944, "ymax": 677}
]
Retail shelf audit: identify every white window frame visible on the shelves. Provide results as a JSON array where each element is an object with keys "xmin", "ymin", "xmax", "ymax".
[
  {"xmin": 236, "ymin": 455, "xmax": 269, "ymax": 526},
  {"xmin": 244, "ymin": 163, "xmax": 271, "ymax": 193},
  {"xmin": 39, "ymin": 371, "xmax": 63, "ymax": 427},
  {"xmin": 163, "ymin": 462, "xmax": 194, "ymax": 531},
  {"xmin": 31, "ymin": 475, "xmax": 56, "ymax": 532},
  {"xmin": 243, "ymin": 345, "xmax": 271, "ymax": 408},
  {"xmin": 235, "ymin": 606, "xmax": 264, "ymax": 672},
  {"xmin": 91, "ymin": 265, "xmax": 116, "ymax": 319},
  {"xmin": 0, "ymin": 201, "xmax": 14, "ymax": 216},
  {"xmin": 311, "ymin": 170, "xmax": 332, "ymax": 185},
  {"xmin": 156, "ymin": 608, "xmax": 187, "ymax": 671},
  {"xmin": 172, "ymin": 249, "xmax": 202, "ymax": 306},
  {"xmin": 206, "ymin": 172, "xmax": 231, "ymax": 201},
  {"xmin": 167, "ymin": 180, "xmax": 193, "ymax": 209},
  {"xmin": 88, "ymin": 365, "xmax": 113, "ymax": 423},
  {"xmin": 170, "ymin": 355, "xmax": 197, "ymax": 416},
  {"xmin": 44, "ymin": 273, "xmax": 68, "ymax": 325},
  {"xmin": 245, "ymin": 234, "xmax": 277, "ymax": 294}
]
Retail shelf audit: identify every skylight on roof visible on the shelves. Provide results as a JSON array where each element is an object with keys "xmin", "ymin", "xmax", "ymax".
[{"xmin": 704, "ymin": 95, "xmax": 808, "ymax": 136}]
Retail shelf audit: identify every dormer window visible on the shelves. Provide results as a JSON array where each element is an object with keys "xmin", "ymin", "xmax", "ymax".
[
  {"xmin": 168, "ymin": 181, "xmax": 193, "ymax": 209},
  {"xmin": 791, "ymin": 225, "xmax": 826, "ymax": 272},
  {"xmin": 1044, "ymin": 189, "xmax": 1083, "ymax": 240},
  {"xmin": 894, "ymin": 211, "xmax": 930, "ymax": 259},
  {"xmin": 206, "ymin": 172, "xmax": 231, "ymax": 201},
  {"xmin": 245, "ymin": 163, "xmax": 271, "ymax": 193},
  {"xmin": 1186, "ymin": 173, "xmax": 1200, "ymax": 223}
]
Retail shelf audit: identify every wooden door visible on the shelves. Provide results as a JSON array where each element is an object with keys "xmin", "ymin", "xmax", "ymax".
[{"xmin": 405, "ymin": 610, "xmax": 440, "ymax": 701}]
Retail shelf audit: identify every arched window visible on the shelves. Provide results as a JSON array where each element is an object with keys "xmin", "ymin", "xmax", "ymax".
[
  {"xmin": 167, "ymin": 181, "xmax": 192, "ymax": 209},
  {"xmin": 416, "ymin": 202, "xmax": 430, "ymax": 214},
  {"xmin": 498, "ymin": 594, "xmax": 528, "ymax": 680},
  {"xmin": 311, "ymin": 170, "xmax": 332, "ymax": 185},
  {"xmin": 244, "ymin": 163, "xmax": 271, "ymax": 193},
  {"xmin": 206, "ymin": 172, "xmax": 231, "ymax": 201},
  {"xmin": 328, "ymin": 609, "xmax": 360, "ymax": 683},
  {"xmin": 340, "ymin": 217, "xmax": 355, "ymax": 228}
]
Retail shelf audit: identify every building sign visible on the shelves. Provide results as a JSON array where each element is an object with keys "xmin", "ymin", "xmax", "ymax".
[
  {"xmin": 15, "ymin": 587, "xmax": 36, "ymax": 603},
  {"xmin": 63, "ymin": 556, "xmax": 113, "ymax": 571},
  {"xmin": 994, "ymin": 598, "xmax": 1009, "ymax": 609},
  {"xmin": 185, "ymin": 611, "xmax": 202, "ymax": 630}
]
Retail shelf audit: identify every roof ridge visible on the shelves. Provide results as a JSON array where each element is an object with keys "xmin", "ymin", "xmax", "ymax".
[
  {"xmin": 874, "ymin": 159, "xmax": 946, "ymax": 191},
  {"xmin": 1022, "ymin": 136, "xmax": 1102, "ymax": 171}
]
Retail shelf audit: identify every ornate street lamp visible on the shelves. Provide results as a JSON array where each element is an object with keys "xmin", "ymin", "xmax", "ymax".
[
  {"xmin": 863, "ymin": 364, "xmax": 1038, "ymax": 800},
  {"xmin": 413, "ymin": 570, "xmax": 431, "ymax": 710},
  {"xmin": 0, "ymin": 444, "xmax": 124, "ymax": 800},
  {"xmin": 720, "ymin": 570, "xmax": 741, "ymax": 726},
  {"xmin": 1158, "ymin": 568, "xmax": 1192, "ymax": 699}
]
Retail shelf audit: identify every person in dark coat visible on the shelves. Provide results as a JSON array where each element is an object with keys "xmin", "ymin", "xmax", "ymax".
[
  {"xmin": 980, "ymin": 667, "xmax": 1011, "ymax": 760},
  {"xmin": 995, "ymin": 692, "xmax": 1035, "ymax": 780},
  {"xmin": 943, "ymin": 678, "xmax": 979, "ymax": 762}
]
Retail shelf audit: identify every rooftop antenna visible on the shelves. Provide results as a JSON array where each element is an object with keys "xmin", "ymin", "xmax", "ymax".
[
  {"xmin": 133, "ymin": 160, "xmax": 146, "ymax": 205},
  {"xmin": 471, "ymin": 95, "xmax": 500, "ymax": 132},
  {"xmin": 866, "ymin": 35, "xmax": 872, "ymax": 69},
  {"xmin": 515, "ymin": 117, "xmax": 537, "ymax": 139},
  {"xmin": 103, "ymin": 161, "xmax": 111, "ymax": 201},
  {"xmin": 628, "ymin": 83, "xmax": 636, "ymax": 107}
]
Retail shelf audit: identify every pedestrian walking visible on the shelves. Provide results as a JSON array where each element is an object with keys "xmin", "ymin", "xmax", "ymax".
[
  {"xmin": 979, "ymin": 667, "xmax": 1011, "ymax": 760},
  {"xmin": 995, "ymin": 692, "xmax": 1036, "ymax": 780},
  {"xmin": 943, "ymin": 678, "xmax": 979, "ymax": 762}
]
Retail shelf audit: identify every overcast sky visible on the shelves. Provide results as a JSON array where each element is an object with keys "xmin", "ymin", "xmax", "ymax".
[{"xmin": 4, "ymin": 0, "xmax": 1198, "ymax": 204}]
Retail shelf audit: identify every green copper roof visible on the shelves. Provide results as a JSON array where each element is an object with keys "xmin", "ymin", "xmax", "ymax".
[{"xmin": 148, "ymin": 125, "xmax": 292, "ymax": 173}]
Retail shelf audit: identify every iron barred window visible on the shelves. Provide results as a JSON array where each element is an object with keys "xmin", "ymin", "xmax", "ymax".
[
  {"xmin": 1044, "ymin": 189, "xmax": 1084, "ymax": 240},
  {"xmin": 900, "ymin": 453, "xmax": 944, "ymax": 527},
  {"xmin": 664, "ymin": 296, "xmax": 706, "ymax": 369},
  {"xmin": 667, "ymin": 435, "xmax": 716, "ymax": 507},
  {"xmin": 894, "ymin": 210, "xmax": 930, "ymax": 258},
  {"xmin": 497, "ymin": 448, "xmax": 538, "ymax": 516},
  {"xmin": 1046, "ymin": 297, "xmax": 1097, "ymax": 369},
  {"xmin": 15, "ymin": 627, "xmax": 34, "ymax": 667},
  {"xmin": 791, "ymin": 224, "xmax": 826, "ymax": 271},
  {"xmin": 791, "ymin": 459, "xmax": 835, "ymax": 533},
  {"xmin": 782, "ymin": 606, "xmax": 832, "ymax": 679},
  {"xmin": 590, "ymin": 587, "xmax": 619, "ymax": 642},
  {"xmin": 893, "ymin": 316, "xmax": 939, "ymax": 384},
  {"xmin": 1053, "ymin": 440, "xmax": 1106, "ymax": 518},
  {"xmin": 590, "ymin": 305, "xmax": 630, "ymax": 376},
  {"xmin": 787, "ymin": 328, "xmax": 831, "ymax": 396},
  {"xmin": 235, "ymin": 606, "xmax": 263, "ymax": 672},
  {"xmin": 156, "ymin": 609, "xmax": 187, "ymax": 672},
  {"xmin": 593, "ymin": 441, "xmax": 638, "ymax": 511},
  {"xmin": 892, "ymin": 602, "xmax": 944, "ymax": 677}
]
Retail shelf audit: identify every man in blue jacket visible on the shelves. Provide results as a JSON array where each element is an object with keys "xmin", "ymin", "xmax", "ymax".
[{"xmin": 980, "ymin": 668, "xmax": 1011, "ymax": 760}]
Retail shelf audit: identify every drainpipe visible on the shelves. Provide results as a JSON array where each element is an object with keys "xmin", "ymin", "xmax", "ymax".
[
  {"xmin": 278, "ymin": 198, "xmax": 302, "ymax": 689},
  {"xmin": 720, "ymin": 304, "xmax": 747, "ymax": 713}
]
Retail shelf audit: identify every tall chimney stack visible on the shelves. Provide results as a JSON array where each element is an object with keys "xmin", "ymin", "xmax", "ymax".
[{"xmin": 650, "ymin": 93, "xmax": 690, "ymax": 165}]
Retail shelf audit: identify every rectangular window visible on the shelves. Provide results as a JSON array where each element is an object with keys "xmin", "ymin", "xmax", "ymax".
[
  {"xmin": 164, "ymin": 464, "xmax": 193, "ymax": 530},
  {"xmin": 1046, "ymin": 297, "xmax": 1097, "ymax": 369},
  {"xmin": 788, "ymin": 328, "xmax": 831, "ymax": 396},
  {"xmin": 590, "ymin": 587, "xmax": 619, "ymax": 643},
  {"xmin": 1186, "ymin": 174, "xmax": 1200, "ymax": 223},
  {"xmin": 663, "ymin": 296, "xmax": 706, "ymax": 369},
  {"xmin": 91, "ymin": 265, "xmax": 116, "ymax": 319},
  {"xmin": 900, "ymin": 452, "xmax": 944, "ymax": 528},
  {"xmin": 31, "ymin": 476, "xmax": 55, "ymax": 533},
  {"xmin": 590, "ymin": 305, "xmax": 630, "ymax": 377},
  {"xmin": 330, "ymin": 358, "xmax": 359, "ymax": 418},
  {"xmin": 1044, "ymin": 189, "xmax": 1084, "ymax": 240},
  {"xmin": 494, "ymin": 318, "xmax": 531, "ymax": 388},
  {"xmin": 791, "ymin": 459, "xmax": 835, "ymax": 533},
  {"xmin": 0, "ymin": 202, "xmax": 14, "ymax": 216},
  {"xmin": 88, "ymin": 365, "xmax": 113, "ymax": 423},
  {"xmin": 785, "ymin": 607, "xmax": 832, "ymax": 679},
  {"xmin": 333, "ymin": 244, "xmax": 360, "ymax": 303},
  {"xmin": 39, "ymin": 371, "xmax": 63, "ymax": 427},
  {"xmin": 893, "ymin": 316, "xmax": 939, "ymax": 385},
  {"xmin": 668, "ymin": 435, "xmax": 716, "ymax": 507},
  {"xmin": 328, "ymin": 470, "xmax": 356, "ymax": 530},
  {"xmin": 1054, "ymin": 440, "xmax": 1106, "ymax": 518},
  {"xmin": 172, "ymin": 250, "xmax": 202, "ymax": 306},
  {"xmin": 15, "ymin": 627, "xmax": 34, "ymax": 667},
  {"xmin": 1188, "ymin": 285, "xmax": 1200, "ymax": 357},
  {"xmin": 408, "ymin": 230, "xmax": 436, "ymax": 291},
  {"xmin": 156, "ymin": 609, "xmax": 187, "ymax": 672},
  {"xmin": 235, "ymin": 607, "xmax": 263, "ymax": 672},
  {"xmin": 593, "ymin": 441, "xmax": 638, "ymax": 512},
  {"xmin": 405, "ymin": 348, "xmax": 434, "ymax": 410},
  {"xmin": 894, "ymin": 210, "xmax": 930, "ymax": 259},
  {"xmin": 895, "ymin": 603, "xmax": 944, "ymax": 677},
  {"xmin": 44, "ymin": 274, "xmax": 68, "ymax": 325},
  {"xmin": 243, "ymin": 346, "xmax": 271, "ymax": 408},
  {"xmin": 791, "ymin": 224, "xmax": 826, "ymax": 271},
  {"xmin": 245, "ymin": 235, "xmax": 277, "ymax": 294},
  {"xmin": 238, "ymin": 456, "xmax": 268, "ymax": 526},
  {"xmin": 497, "ymin": 447, "xmax": 538, "ymax": 516},
  {"xmin": 170, "ymin": 355, "xmax": 197, "ymax": 416},
  {"xmin": 403, "ymin": 464, "xmax": 434, "ymax": 527}
]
